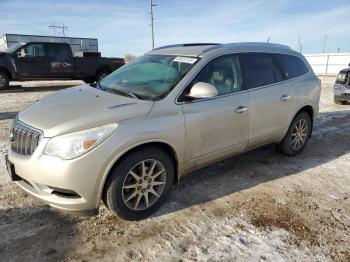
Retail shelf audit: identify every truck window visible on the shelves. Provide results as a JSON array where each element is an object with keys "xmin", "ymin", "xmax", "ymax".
[
  {"xmin": 47, "ymin": 44, "xmax": 71, "ymax": 60},
  {"xmin": 21, "ymin": 44, "xmax": 45, "ymax": 57}
]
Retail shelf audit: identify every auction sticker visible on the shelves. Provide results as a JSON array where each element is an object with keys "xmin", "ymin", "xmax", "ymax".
[{"xmin": 173, "ymin": 56, "xmax": 198, "ymax": 64}]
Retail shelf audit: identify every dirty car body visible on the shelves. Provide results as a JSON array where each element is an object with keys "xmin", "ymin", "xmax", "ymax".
[{"xmin": 6, "ymin": 42, "xmax": 321, "ymax": 220}]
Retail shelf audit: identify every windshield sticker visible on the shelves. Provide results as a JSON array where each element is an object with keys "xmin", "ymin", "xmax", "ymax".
[{"xmin": 173, "ymin": 56, "xmax": 198, "ymax": 64}]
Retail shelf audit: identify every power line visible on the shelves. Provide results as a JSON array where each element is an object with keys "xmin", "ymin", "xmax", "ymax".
[{"xmin": 49, "ymin": 22, "xmax": 68, "ymax": 37}]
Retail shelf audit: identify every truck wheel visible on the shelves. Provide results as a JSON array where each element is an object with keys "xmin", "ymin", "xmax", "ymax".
[
  {"xmin": 277, "ymin": 111, "xmax": 312, "ymax": 156},
  {"xmin": 102, "ymin": 147, "xmax": 174, "ymax": 220},
  {"xmin": 96, "ymin": 70, "xmax": 110, "ymax": 82},
  {"xmin": 83, "ymin": 77, "xmax": 95, "ymax": 84},
  {"xmin": 0, "ymin": 71, "xmax": 9, "ymax": 89}
]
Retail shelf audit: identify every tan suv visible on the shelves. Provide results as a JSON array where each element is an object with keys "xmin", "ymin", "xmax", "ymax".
[{"xmin": 6, "ymin": 43, "xmax": 321, "ymax": 220}]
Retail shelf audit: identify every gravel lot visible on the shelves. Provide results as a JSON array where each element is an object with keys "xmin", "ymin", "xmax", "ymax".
[{"xmin": 0, "ymin": 78, "xmax": 349, "ymax": 261}]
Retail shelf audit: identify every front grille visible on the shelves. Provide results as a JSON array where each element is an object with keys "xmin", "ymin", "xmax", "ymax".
[{"xmin": 11, "ymin": 120, "xmax": 43, "ymax": 156}]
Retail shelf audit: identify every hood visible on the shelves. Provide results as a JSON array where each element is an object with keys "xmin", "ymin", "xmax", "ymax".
[{"xmin": 18, "ymin": 85, "xmax": 154, "ymax": 137}]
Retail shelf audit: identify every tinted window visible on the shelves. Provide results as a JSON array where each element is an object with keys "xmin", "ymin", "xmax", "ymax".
[
  {"xmin": 240, "ymin": 53, "xmax": 283, "ymax": 89},
  {"xmin": 21, "ymin": 44, "xmax": 45, "ymax": 57},
  {"xmin": 47, "ymin": 44, "xmax": 71, "ymax": 60},
  {"xmin": 274, "ymin": 54, "xmax": 309, "ymax": 79},
  {"xmin": 191, "ymin": 55, "xmax": 242, "ymax": 96}
]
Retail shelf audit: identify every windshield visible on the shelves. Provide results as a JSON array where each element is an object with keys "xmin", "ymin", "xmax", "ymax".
[
  {"xmin": 99, "ymin": 54, "xmax": 198, "ymax": 100},
  {"xmin": 4, "ymin": 43, "xmax": 25, "ymax": 53}
]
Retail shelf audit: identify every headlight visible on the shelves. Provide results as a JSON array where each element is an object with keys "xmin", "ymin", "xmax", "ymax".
[
  {"xmin": 337, "ymin": 73, "xmax": 347, "ymax": 82},
  {"xmin": 44, "ymin": 123, "xmax": 118, "ymax": 159}
]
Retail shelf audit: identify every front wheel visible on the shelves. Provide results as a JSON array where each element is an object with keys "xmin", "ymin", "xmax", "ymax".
[
  {"xmin": 102, "ymin": 147, "xmax": 174, "ymax": 220},
  {"xmin": 277, "ymin": 111, "xmax": 312, "ymax": 156},
  {"xmin": 0, "ymin": 71, "xmax": 9, "ymax": 89}
]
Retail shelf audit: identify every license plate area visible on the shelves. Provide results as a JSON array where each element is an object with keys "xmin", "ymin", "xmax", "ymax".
[{"xmin": 5, "ymin": 155, "xmax": 22, "ymax": 181}]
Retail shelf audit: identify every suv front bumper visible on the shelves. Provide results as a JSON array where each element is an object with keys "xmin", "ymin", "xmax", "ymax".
[
  {"xmin": 334, "ymin": 84, "xmax": 350, "ymax": 102},
  {"xmin": 6, "ymin": 137, "xmax": 111, "ymax": 213}
]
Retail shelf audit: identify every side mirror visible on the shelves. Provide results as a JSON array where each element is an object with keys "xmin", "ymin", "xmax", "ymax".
[
  {"xmin": 186, "ymin": 82, "xmax": 218, "ymax": 100},
  {"xmin": 348, "ymin": 63, "xmax": 350, "ymax": 67}
]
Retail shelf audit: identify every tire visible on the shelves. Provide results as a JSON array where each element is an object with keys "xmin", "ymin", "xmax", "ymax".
[
  {"xmin": 102, "ymin": 147, "xmax": 174, "ymax": 220},
  {"xmin": 83, "ymin": 77, "xmax": 95, "ymax": 84},
  {"xmin": 0, "ymin": 70, "xmax": 9, "ymax": 89},
  {"xmin": 95, "ymin": 70, "xmax": 110, "ymax": 82},
  {"xmin": 277, "ymin": 111, "xmax": 312, "ymax": 156}
]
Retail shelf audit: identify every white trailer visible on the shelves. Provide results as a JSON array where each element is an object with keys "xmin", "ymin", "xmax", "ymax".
[{"xmin": 0, "ymin": 33, "xmax": 98, "ymax": 54}]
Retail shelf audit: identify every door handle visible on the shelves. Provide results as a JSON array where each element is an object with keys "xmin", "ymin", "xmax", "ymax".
[
  {"xmin": 235, "ymin": 106, "xmax": 248, "ymax": 113},
  {"xmin": 280, "ymin": 95, "xmax": 292, "ymax": 101}
]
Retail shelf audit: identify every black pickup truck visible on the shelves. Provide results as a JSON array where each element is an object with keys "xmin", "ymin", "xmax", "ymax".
[{"xmin": 0, "ymin": 42, "xmax": 125, "ymax": 89}]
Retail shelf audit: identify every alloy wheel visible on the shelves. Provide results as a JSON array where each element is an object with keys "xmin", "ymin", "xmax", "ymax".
[
  {"xmin": 122, "ymin": 159, "xmax": 167, "ymax": 211},
  {"xmin": 291, "ymin": 119, "xmax": 308, "ymax": 150}
]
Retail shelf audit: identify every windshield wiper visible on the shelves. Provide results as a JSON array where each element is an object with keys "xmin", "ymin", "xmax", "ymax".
[{"xmin": 103, "ymin": 87, "xmax": 140, "ymax": 99}]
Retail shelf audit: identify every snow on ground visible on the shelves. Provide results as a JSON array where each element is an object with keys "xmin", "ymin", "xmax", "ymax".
[{"xmin": 0, "ymin": 78, "xmax": 349, "ymax": 261}]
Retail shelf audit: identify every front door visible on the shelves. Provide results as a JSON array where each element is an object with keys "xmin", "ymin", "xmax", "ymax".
[
  {"xmin": 15, "ymin": 43, "xmax": 49, "ymax": 78},
  {"xmin": 182, "ymin": 54, "xmax": 250, "ymax": 165}
]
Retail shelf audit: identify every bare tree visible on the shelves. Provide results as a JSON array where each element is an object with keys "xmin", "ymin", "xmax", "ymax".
[{"xmin": 124, "ymin": 54, "xmax": 136, "ymax": 63}]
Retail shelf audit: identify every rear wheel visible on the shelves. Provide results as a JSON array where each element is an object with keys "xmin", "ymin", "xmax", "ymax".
[
  {"xmin": 278, "ymin": 111, "xmax": 312, "ymax": 156},
  {"xmin": 102, "ymin": 147, "xmax": 174, "ymax": 220},
  {"xmin": 96, "ymin": 70, "xmax": 110, "ymax": 82},
  {"xmin": 83, "ymin": 77, "xmax": 95, "ymax": 84},
  {"xmin": 0, "ymin": 71, "xmax": 9, "ymax": 89}
]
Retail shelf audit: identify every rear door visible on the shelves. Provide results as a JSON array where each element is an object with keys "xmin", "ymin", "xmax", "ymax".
[
  {"xmin": 46, "ymin": 43, "xmax": 74, "ymax": 78},
  {"xmin": 15, "ymin": 43, "xmax": 49, "ymax": 78},
  {"xmin": 182, "ymin": 54, "xmax": 251, "ymax": 164},
  {"xmin": 239, "ymin": 53, "xmax": 293, "ymax": 147}
]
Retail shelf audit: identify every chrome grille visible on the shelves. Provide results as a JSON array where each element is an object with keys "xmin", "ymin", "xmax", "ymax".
[{"xmin": 10, "ymin": 120, "xmax": 43, "ymax": 156}]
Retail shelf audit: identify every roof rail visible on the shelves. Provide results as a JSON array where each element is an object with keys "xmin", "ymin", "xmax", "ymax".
[
  {"xmin": 228, "ymin": 42, "xmax": 291, "ymax": 50},
  {"xmin": 154, "ymin": 43, "xmax": 221, "ymax": 50}
]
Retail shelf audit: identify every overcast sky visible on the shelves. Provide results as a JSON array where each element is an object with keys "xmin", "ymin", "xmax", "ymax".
[{"xmin": 1, "ymin": 0, "xmax": 350, "ymax": 57}]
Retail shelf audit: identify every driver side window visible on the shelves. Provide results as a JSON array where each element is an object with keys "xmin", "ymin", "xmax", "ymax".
[
  {"xmin": 192, "ymin": 55, "xmax": 242, "ymax": 96},
  {"xmin": 19, "ymin": 44, "xmax": 45, "ymax": 58}
]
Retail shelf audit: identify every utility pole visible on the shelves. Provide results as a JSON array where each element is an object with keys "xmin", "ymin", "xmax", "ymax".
[
  {"xmin": 322, "ymin": 35, "xmax": 327, "ymax": 54},
  {"xmin": 49, "ymin": 22, "xmax": 68, "ymax": 37},
  {"xmin": 297, "ymin": 35, "xmax": 302, "ymax": 53},
  {"xmin": 149, "ymin": 0, "xmax": 157, "ymax": 50}
]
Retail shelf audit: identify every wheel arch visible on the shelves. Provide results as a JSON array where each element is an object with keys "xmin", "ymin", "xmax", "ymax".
[
  {"xmin": 99, "ymin": 140, "xmax": 180, "ymax": 205},
  {"xmin": 289, "ymin": 104, "xmax": 315, "ymax": 138},
  {"xmin": 95, "ymin": 66, "xmax": 111, "ymax": 76},
  {"xmin": 0, "ymin": 67, "xmax": 12, "ymax": 80}
]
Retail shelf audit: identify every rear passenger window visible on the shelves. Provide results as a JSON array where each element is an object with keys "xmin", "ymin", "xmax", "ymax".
[
  {"xmin": 274, "ymin": 54, "xmax": 309, "ymax": 79},
  {"xmin": 239, "ymin": 53, "xmax": 283, "ymax": 89},
  {"xmin": 47, "ymin": 45, "xmax": 71, "ymax": 60}
]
